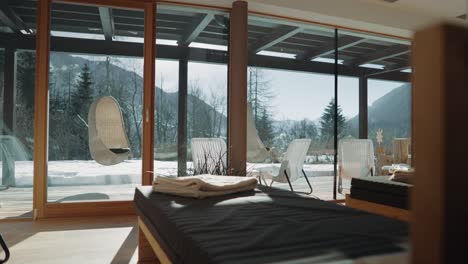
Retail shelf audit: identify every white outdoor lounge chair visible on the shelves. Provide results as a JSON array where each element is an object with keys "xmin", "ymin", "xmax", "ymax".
[
  {"xmin": 269, "ymin": 139, "xmax": 312, "ymax": 194},
  {"xmin": 190, "ymin": 138, "xmax": 227, "ymax": 175},
  {"xmin": 88, "ymin": 96, "xmax": 131, "ymax": 166},
  {"xmin": 337, "ymin": 139, "xmax": 375, "ymax": 194}
]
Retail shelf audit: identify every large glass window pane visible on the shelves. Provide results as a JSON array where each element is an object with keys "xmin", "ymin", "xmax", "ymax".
[
  {"xmin": 338, "ymin": 76, "xmax": 359, "ymax": 139},
  {"xmin": 0, "ymin": 0, "xmax": 37, "ymax": 219},
  {"xmin": 155, "ymin": 5, "xmax": 229, "ymax": 177},
  {"xmin": 154, "ymin": 59, "xmax": 179, "ymax": 176},
  {"xmin": 337, "ymin": 30, "xmax": 411, "ymax": 195},
  {"xmin": 47, "ymin": 2, "xmax": 144, "ymax": 203},
  {"xmin": 368, "ymin": 79, "xmax": 411, "ymax": 174},
  {"xmin": 247, "ymin": 16, "xmax": 336, "ymax": 199}
]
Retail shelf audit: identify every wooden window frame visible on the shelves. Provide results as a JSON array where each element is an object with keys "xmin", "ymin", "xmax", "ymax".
[{"xmin": 33, "ymin": 0, "xmax": 155, "ymax": 218}]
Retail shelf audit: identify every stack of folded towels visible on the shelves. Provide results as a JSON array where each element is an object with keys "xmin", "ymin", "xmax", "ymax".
[{"xmin": 153, "ymin": 174, "xmax": 258, "ymax": 199}]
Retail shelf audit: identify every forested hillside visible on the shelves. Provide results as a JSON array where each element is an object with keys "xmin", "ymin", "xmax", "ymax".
[{"xmin": 348, "ymin": 83, "xmax": 412, "ymax": 148}]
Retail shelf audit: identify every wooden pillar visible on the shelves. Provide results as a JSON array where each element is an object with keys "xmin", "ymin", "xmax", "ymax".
[
  {"xmin": 177, "ymin": 51, "xmax": 188, "ymax": 176},
  {"xmin": 412, "ymin": 23, "xmax": 468, "ymax": 264},
  {"xmin": 358, "ymin": 76, "xmax": 368, "ymax": 139},
  {"xmin": 2, "ymin": 48, "xmax": 15, "ymax": 134},
  {"xmin": 142, "ymin": 2, "xmax": 156, "ymax": 185},
  {"xmin": 227, "ymin": 0, "xmax": 248, "ymax": 176},
  {"xmin": 33, "ymin": 0, "xmax": 50, "ymax": 219}
]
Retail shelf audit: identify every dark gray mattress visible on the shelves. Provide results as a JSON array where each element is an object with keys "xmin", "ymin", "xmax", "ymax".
[
  {"xmin": 134, "ymin": 185, "xmax": 408, "ymax": 264},
  {"xmin": 350, "ymin": 176, "xmax": 412, "ymax": 209}
]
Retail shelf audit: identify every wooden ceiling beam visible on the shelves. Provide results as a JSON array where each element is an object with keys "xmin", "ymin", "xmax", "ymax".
[
  {"xmin": 384, "ymin": 62, "xmax": 410, "ymax": 72},
  {"xmin": 98, "ymin": 7, "xmax": 114, "ymax": 41},
  {"xmin": 0, "ymin": 32, "xmax": 409, "ymax": 83},
  {"xmin": 249, "ymin": 25, "xmax": 302, "ymax": 53},
  {"xmin": 0, "ymin": 2, "xmax": 33, "ymax": 34},
  {"xmin": 347, "ymin": 44, "xmax": 410, "ymax": 67},
  {"xmin": 296, "ymin": 35, "xmax": 365, "ymax": 61},
  {"xmin": 179, "ymin": 13, "xmax": 214, "ymax": 46}
]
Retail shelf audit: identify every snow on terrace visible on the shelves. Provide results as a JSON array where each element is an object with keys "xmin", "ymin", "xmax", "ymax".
[{"xmin": 1, "ymin": 160, "xmax": 334, "ymax": 187}]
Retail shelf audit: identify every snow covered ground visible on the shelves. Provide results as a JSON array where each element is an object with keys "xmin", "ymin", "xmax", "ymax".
[{"xmin": 1, "ymin": 160, "xmax": 334, "ymax": 187}]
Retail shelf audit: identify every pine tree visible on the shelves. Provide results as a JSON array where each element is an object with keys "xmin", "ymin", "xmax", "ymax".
[
  {"xmin": 0, "ymin": 49, "xmax": 4, "ymax": 74},
  {"xmin": 290, "ymin": 119, "xmax": 318, "ymax": 140},
  {"xmin": 0, "ymin": 49, "xmax": 4, "ymax": 113},
  {"xmin": 257, "ymin": 109, "xmax": 275, "ymax": 146},
  {"xmin": 319, "ymin": 99, "xmax": 347, "ymax": 149},
  {"xmin": 49, "ymin": 70, "xmax": 61, "ymax": 111},
  {"xmin": 16, "ymin": 51, "xmax": 36, "ymax": 109},
  {"xmin": 71, "ymin": 63, "xmax": 93, "ymax": 118},
  {"xmin": 69, "ymin": 63, "xmax": 94, "ymax": 160},
  {"xmin": 13, "ymin": 51, "xmax": 36, "ymax": 153}
]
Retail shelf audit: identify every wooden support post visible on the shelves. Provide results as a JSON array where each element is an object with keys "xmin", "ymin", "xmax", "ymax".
[
  {"xmin": 33, "ymin": 0, "xmax": 50, "ymax": 219},
  {"xmin": 2, "ymin": 48, "xmax": 15, "ymax": 135},
  {"xmin": 142, "ymin": 2, "xmax": 156, "ymax": 185},
  {"xmin": 227, "ymin": 0, "xmax": 248, "ymax": 176},
  {"xmin": 358, "ymin": 76, "xmax": 368, "ymax": 139},
  {"xmin": 177, "ymin": 52, "xmax": 188, "ymax": 176},
  {"xmin": 138, "ymin": 226, "xmax": 158, "ymax": 264},
  {"xmin": 412, "ymin": 23, "xmax": 468, "ymax": 264}
]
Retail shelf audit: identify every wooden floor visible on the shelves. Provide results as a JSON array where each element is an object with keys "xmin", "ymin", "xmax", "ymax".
[
  {"xmin": 0, "ymin": 216, "xmax": 138, "ymax": 264},
  {"xmin": 0, "ymin": 176, "xmax": 348, "ymax": 220}
]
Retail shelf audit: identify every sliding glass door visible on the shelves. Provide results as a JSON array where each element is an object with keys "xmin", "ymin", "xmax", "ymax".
[
  {"xmin": 155, "ymin": 4, "xmax": 229, "ymax": 177},
  {"xmin": 46, "ymin": 1, "xmax": 144, "ymax": 203},
  {"xmin": 0, "ymin": 0, "xmax": 37, "ymax": 219},
  {"xmin": 244, "ymin": 19, "xmax": 412, "ymax": 200},
  {"xmin": 246, "ymin": 15, "xmax": 336, "ymax": 198}
]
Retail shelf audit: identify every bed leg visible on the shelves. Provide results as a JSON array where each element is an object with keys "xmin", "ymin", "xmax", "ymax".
[{"xmin": 138, "ymin": 227, "xmax": 159, "ymax": 264}]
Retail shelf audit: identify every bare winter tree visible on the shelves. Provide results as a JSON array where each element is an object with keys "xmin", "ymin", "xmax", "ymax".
[
  {"xmin": 247, "ymin": 67, "xmax": 275, "ymax": 145},
  {"xmin": 208, "ymin": 85, "xmax": 226, "ymax": 138}
]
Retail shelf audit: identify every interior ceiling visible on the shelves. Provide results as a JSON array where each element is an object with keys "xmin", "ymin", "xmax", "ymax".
[
  {"xmin": 369, "ymin": 0, "xmax": 466, "ymax": 18},
  {"xmin": 240, "ymin": 0, "xmax": 467, "ymax": 38}
]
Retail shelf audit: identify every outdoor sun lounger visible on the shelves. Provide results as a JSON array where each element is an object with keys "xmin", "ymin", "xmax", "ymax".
[
  {"xmin": 338, "ymin": 139, "xmax": 375, "ymax": 194},
  {"xmin": 268, "ymin": 139, "xmax": 313, "ymax": 194}
]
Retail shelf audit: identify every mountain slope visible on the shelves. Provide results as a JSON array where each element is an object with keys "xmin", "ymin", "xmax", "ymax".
[{"xmin": 348, "ymin": 83, "xmax": 411, "ymax": 146}]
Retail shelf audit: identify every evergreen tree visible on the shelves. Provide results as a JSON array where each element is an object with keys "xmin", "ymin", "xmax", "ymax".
[
  {"xmin": 319, "ymin": 99, "xmax": 347, "ymax": 149},
  {"xmin": 0, "ymin": 49, "xmax": 4, "ymax": 75},
  {"xmin": 290, "ymin": 119, "xmax": 318, "ymax": 140},
  {"xmin": 257, "ymin": 109, "xmax": 275, "ymax": 146},
  {"xmin": 69, "ymin": 63, "xmax": 94, "ymax": 160},
  {"xmin": 48, "ymin": 70, "xmax": 61, "ymax": 111},
  {"xmin": 71, "ymin": 63, "xmax": 93, "ymax": 118},
  {"xmin": 16, "ymin": 51, "xmax": 36, "ymax": 109},
  {"xmin": 0, "ymin": 49, "xmax": 4, "ymax": 115},
  {"xmin": 13, "ymin": 51, "xmax": 36, "ymax": 153}
]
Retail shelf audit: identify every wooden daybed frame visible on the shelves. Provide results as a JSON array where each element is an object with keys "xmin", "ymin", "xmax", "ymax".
[
  {"xmin": 138, "ymin": 217, "xmax": 172, "ymax": 264},
  {"xmin": 345, "ymin": 194, "xmax": 410, "ymax": 222}
]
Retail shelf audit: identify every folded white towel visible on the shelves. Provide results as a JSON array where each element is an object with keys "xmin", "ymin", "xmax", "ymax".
[{"xmin": 153, "ymin": 174, "xmax": 258, "ymax": 199}]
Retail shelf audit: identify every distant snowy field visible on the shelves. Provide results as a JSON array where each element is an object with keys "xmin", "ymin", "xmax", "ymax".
[{"xmin": 1, "ymin": 160, "xmax": 334, "ymax": 187}]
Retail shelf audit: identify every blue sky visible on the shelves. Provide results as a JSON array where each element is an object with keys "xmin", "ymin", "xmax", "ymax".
[
  {"xmin": 71, "ymin": 56, "xmax": 406, "ymax": 122},
  {"xmin": 156, "ymin": 59, "xmax": 406, "ymax": 121}
]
